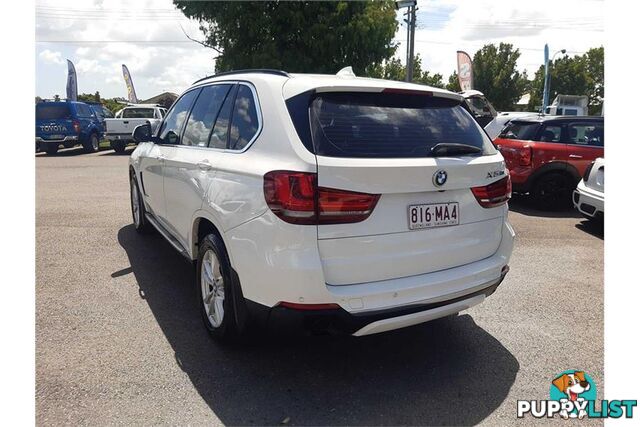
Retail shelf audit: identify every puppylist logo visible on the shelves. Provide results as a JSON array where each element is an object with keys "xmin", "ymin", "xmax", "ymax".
[{"xmin": 517, "ymin": 370, "xmax": 637, "ymax": 420}]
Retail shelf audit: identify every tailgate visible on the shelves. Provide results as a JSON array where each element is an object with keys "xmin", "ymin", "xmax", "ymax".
[
  {"xmin": 317, "ymin": 155, "xmax": 507, "ymax": 285},
  {"xmin": 308, "ymin": 90, "xmax": 508, "ymax": 285}
]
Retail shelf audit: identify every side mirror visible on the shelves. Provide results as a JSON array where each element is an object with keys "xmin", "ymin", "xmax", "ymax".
[{"xmin": 132, "ymin": 123, "xmax": 152, "ymax": 143}]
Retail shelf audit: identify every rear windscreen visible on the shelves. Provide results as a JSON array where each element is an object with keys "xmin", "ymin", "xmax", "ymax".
[
  {"xmin": 36, "ymin": 104, "xmax": 70, "ymax": 120},
  {"xmin": 308, "ymin": 92, "xmax": 494, "ymax": 158},
  {"xmin": 122, "ymin": 108, "xmax": 155, "ymax": 118}
]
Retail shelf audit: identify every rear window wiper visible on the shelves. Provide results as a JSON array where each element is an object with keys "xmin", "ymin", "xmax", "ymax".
[{"xmin": 430, "ymin": 143, "xmax": 483, "ymax": 156}]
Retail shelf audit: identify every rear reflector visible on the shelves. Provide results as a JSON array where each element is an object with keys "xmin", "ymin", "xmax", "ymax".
[
  {"xmin": 278, "ymin": 302, "xmax": 341, "ymax": 311},
  {"xmin": 518, "ymin": 145, "xmax": 532, "ymax": 166},
  {"xmin": 471, "ymin": 175, "xmax": 512, "ymax": 208},
  {"xmin": 264, "ymin": 170, "xmax": 380, "ymax": 225}
]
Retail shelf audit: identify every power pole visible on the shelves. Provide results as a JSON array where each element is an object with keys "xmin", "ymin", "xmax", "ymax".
[
  {"xmin": 407, "ymin": 4, "xmax": 416, "ymax": 82},
  {"xmin": 405, "ymin": 11, "xmax": 411, "ymax": 81}
]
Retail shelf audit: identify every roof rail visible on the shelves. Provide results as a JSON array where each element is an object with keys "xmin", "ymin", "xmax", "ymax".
[{"xmin": 192, "ymin": 69, "xmax": 290, "ymax": 85}]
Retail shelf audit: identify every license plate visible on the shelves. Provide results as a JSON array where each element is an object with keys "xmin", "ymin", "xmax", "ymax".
[{"xmin": 408, "ymin": 202, "xmax": 459, "ymax": 230}]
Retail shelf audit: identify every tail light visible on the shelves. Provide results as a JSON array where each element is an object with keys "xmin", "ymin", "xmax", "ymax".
[
  {"xmin": 264, "ymin": 171, "xmax": 380, "ymax": 225},
  {"xmin": 583, "ymin": 161, "xmax": 595, "ymax": 182},
  {"xmin": 518, "ymin": 145, "xmax": 532, "ymax": 166},
  {"xmin": 471, "ymin": 175, "xmax": 512, "ymax": 208},
  {"xmin": 72, "ymin": 120, "xmax": 81, "ymax": 134}
]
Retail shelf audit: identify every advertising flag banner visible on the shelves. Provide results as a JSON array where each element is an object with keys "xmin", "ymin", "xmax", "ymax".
[
  {"xmin": 456, "ymin": 51, "xmax": 474, "ymax": 91},
  {"xmin": 66, "ymin": 60, "xmax": 77, "ymax": 101},
  {"xmin": 122, "ymin": 64, "xmax": 139, "ymax": 104}
]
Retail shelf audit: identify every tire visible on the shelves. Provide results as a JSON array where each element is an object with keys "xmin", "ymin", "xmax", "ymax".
[
  {"xmin": 532, "ymin": 172, "xmax": 574, "ymax": 210},
  {"xmin": 197, "ymin": 233, "xmax": 242, "ymax": 342},
  {"xmin": 112, "ymin": 141, "xmax": 127, "ymax": 154},
  {"xmin": 83, "ymin": 133, "xmax": 100, "ymax": 153},
  {"xmin": 130, "ymin": 174, "xmax": 152, "ymax": 233},
  {"xmin": 43, "ymin": 144, "xmax": 58, "ymax": 155}
]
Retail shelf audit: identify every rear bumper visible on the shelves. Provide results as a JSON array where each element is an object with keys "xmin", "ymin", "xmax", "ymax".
[
  {"xmin": 35, "ymin": 135, "xmax": 78, "ymax": 143},
  {"xmin": 247, "ymin": 271, "xmax": 507, "ymax": 336},
  {"xmin": 508, "ymin": 167, "xmax": 533, "ymax": 192},
  {"xmin": 228, "ymin": 209, "xmax": 515, "ymax": 335},
  {"xmin": 573, "ymin": 182, "xmax": 604, "ymax": 218},
  {"xmin": 106, "ymin": 134, "xmax": 134, "ymax": 142}
]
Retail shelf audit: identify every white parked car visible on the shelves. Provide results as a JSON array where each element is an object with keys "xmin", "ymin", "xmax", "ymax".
[
  {"xmin": 105, "ymin": 104, "xmax": 166, "ymax": 153},
  {"xmin": 573, "ymin": 157, "xmax": 604, "ymax": 220},
  {"xmin": 128, "ymin": 69, "xmax": 515, "ymax": 340}
]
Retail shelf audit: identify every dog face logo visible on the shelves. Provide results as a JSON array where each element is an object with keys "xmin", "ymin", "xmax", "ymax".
[
  {"xmin": 550, "ymin": 370, "xmax": 596, "ymax": 419},
  {"xmin": 433, "ymin": 170, "xmax": 447, "ymax": 187},
  {"xmin": 553, "ymin": 371, "xmax": 591, "ymax": 401}
]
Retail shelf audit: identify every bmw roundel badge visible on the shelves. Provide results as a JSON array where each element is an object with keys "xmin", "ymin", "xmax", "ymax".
[{"xmin": 433, "ymin": 170, "xmax": 448, "ymax": 187}]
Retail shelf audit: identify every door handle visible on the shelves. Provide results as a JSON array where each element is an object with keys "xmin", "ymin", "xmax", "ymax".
[
  {"xmin": 197, "ymin": 160, "xmax": 213, "ymax": 171},
  {"xmin": 569, "ymin": 154, "xmax": 583, "ymax": 159},
  {"xmin": 123, "ymin": 121, "xmax": 129, "ymax": 124},
  {"xmin": 156, "ymin": 154, "xmax": 166, "ymax": 162}
]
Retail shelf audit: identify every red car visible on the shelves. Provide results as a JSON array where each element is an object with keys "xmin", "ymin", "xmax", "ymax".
[{"xmin": 494, "ymin": 116, "xmax": 604, "ymax": 207}]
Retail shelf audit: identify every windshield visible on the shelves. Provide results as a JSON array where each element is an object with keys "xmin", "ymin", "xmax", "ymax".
[
  {"xmin": 122, "ymin": 108, "xmax": 155, "ymax": 118},
  {"xmin": 309, "ymin": 92, "xmax": 495, "ymax": 158},
  {"xmin": 466, "ymin": 96, "xmax": 497, "ymax": 117},
  {"xmin": 36, "ymin": 104, "xmax": 70, "ymax": 120}
]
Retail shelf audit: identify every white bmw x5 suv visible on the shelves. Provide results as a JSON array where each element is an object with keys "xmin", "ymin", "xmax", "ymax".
[{"xmin": 128, "ymin": 69, "xmax": 515, "ymax": 340}]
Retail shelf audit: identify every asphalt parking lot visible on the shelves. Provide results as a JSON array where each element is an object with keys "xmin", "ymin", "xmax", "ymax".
[{"xmin": 36, "ymin": 147, "xmax": 604, "ymax": 426}]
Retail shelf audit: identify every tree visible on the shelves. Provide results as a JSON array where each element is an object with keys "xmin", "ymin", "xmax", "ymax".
[
  {"xmin": 446, "ymin": 71, "xmax": 461, "ymax": 92},
  {"xmin": 78, "ymin": 92, "xmax": 100, "ymax": 103},
  {"xmin": 527, "ymin": 47, "xmax": 603, "ymax": 114},
  {"xmin": 367, "ymin": 54, "xmax": 445, "ymax": 88},
  {"xmin": 472, "ymin": 43, "xmax": 528, "ymax": 110},
  {"xmin": 174, "ymin": 1, "xmax": 398, "ymax": 75}
]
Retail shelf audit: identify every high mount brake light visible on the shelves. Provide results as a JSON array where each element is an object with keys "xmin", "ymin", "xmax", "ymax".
[
  {"xmin": 471, "ymin": 175, "xmax": 512, "ymax": 208},
  {"xmin": 381, "ymin": 88, "xmax": 434, "ymax": 96},
  {"xmin": 263, "ymin": 171, "xmax": 380, "ymax": 225}
]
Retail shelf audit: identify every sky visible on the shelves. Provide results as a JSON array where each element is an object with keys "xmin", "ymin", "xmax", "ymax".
[{"xmin": 36, "ymin": 0, "xmax": 604, "ymax": 100}]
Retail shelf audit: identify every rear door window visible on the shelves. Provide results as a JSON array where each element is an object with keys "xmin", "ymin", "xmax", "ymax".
[
  {"xmin": 538, "ymin": 124, "xmax": 563, "ymax": 143},
  {"xmin": 309, "ymin": 92, "xmax": 494, "ymax": 158},
  {"xmin": 182, "ymin": 84, "xmax": 232, "ymax": 147},
  {"xmin": 36, "ymin": 104, "xmax": 70, "ymax": 120},
  {"xmin": 209, "ymin": 85, "xmax": 238, "ymax": 149},
  {"xmin": 567, "ymin": 122, "xmax": 604, "ymax": 147},
  {"xmin": 75, "ymin": 104, "xmax": 93, "ymax": 117},
  {"xmin": 499, "ymin": 121, "xmax": 540, "ymax": 141}
]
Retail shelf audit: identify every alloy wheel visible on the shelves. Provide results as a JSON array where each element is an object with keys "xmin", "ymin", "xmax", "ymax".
[{"xmin": 201, "ymin": 249, "xmax": 225, "ymax": 328}]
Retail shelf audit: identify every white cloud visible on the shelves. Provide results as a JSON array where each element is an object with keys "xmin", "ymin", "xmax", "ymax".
[
  {"xmin": 39, "ymin": 49, "xmax": 64, "ymax": 65},
  {"xmin": 36, "ymin": 0, "xmax": 604, "ymax": 98},
  {"xmin": 396, "ymin": 0, "xmax": 604, "ymax": 78},
  {"xmin": 36, "ymin": 0, "xmax": 215, "ymax": 98}
]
